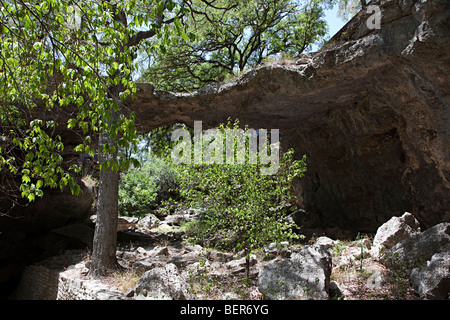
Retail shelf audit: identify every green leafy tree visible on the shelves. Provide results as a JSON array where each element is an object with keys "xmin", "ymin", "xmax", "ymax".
[
  {"xmin": 333, "ymin": 0, "xmax": 366, "ymax": 20},
  {"xmin": 175, "ymin": 120, "xmax": 307, "ymax": 277},
  {"xmin": 0, "ymin": 0, "xmax": 205, "ymax": 276},
  {"xmin": 140, "ymin": 0, "xmax": 330, "ymax": 92}
]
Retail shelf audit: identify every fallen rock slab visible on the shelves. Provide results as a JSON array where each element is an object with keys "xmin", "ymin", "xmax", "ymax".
[
  {"xmin": 410, "ymin": 251, "xmax": 450, "ymax": 300},
  {"xmin": 258, "ymin": 244, "xmax": 332, "ymax": 300},
  {"xmin": 135, "ymin": 263, "xmax": 191, "ymax": 300},
  {"xmin": 381, "ymin": 222, "xmax": 450, "ymax": 300},
  {"xmin": 372, "ymin": 212, "xmax": 421, "ymax": 257}
]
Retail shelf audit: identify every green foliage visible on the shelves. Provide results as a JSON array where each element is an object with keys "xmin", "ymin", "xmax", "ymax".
[
  {"xmin": 174, "ymin": 119, "xmax": 307, "ymax": 264},
  {"xmin": 119, "ymin": 154, "xmax": 178, "ymax": 217},
  {"xmin": 139, "ymin": 0, "xmax": 330, "ymax": 92},
  {"xmin": 334, "ymin": 0, "xmax": 364, "ymax": 20},
  {"xmin": 148, "ymin": 124, "xmax": 192, "ymax": 158},
  {"xmin": 0, "ymin": 0, "xmax": 189, "ymax": 205},
  {"xmin": 119, "ymin": 169, "xmax": 157, "ymax": 217}
]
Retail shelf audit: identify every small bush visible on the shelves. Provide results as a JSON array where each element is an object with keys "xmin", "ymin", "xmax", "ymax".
[
  {"xmin": 173, "ymin": 119, "xmax": 307, "ymax": 276},
  {"xmin": 118, "ymin": 154, "xmax": 179, "ymax": 217}
]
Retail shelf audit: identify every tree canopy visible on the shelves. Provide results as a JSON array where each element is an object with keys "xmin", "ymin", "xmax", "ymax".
[
  {"xmin": 0, "ymin": 0, "xmax": 190, "ymax": 207},
  {"xmin": 1, "ymin": 0, "xmax": 196, "ymax": 275},
  {"xmin": 139, "ymin": 0, "xmax": 331, "ymax": 92}
]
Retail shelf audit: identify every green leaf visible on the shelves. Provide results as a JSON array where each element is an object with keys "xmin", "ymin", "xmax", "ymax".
[
  {"xmin": 68, "ymin": 118, "xmax": 77, "ymax": 129},
  {"xmin": 27, "ymin": 193, "xmax": 36, "ymax": 202}
]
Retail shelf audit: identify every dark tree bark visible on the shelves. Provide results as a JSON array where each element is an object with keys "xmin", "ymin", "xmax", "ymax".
[{"xmin": 90, "ymin": 110, "xmax": 120, "ymax": 277}]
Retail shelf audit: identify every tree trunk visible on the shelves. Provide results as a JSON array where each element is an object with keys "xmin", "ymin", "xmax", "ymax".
[
  {"xmin": 245, "ymin": 252, "xmax": 250, "ymax": 279},
  {"xmin": 90, "ymin": 111, "xmax": 120, "ymax": 277}
]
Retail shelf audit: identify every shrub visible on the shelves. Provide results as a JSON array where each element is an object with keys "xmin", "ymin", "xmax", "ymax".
[
  {"xmin": 173, "ymin": 119, "xmax": 307, "ymax": 276},
  {"xmin": 118, "ymin": 154, "xmax": 179, "ymax": 217}
]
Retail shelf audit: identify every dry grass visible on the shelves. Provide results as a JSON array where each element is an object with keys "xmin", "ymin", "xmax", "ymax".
[
  {"xmin": 329, "ymin": 238, "xmax": 419, "ymax": 300},
  {"xmin": 108, "ymin": 268, "xmax": 146, "ymax": 294}
]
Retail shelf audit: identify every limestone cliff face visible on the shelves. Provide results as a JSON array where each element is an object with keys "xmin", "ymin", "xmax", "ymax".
[{"xmin": 130, "ymin": 0, "xmax": 450, "ymax": 233}]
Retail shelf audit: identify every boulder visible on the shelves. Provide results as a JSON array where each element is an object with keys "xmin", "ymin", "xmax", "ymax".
[
  {"xmin": 410, "ymin": 252, "xmax": 450, "ymax": 300},
  {"xmin": 206, "ymin": 250, "xmax": 234, "ymax": 263},
  {"xmin": 135, "ymin": 263, "xmax": 190, "ymax": 300},
  {"xmin": 164, "ymin": 214, "xmax": 192, "ymax": 226},
  {"xmin": 258, "ymin": 244, "xmax": 332, "ymax": 300},
  {"xmin": 381, "ymin": 222, "xmax": 450, "ymax": 300},
  {"xmin": 315, "ymin": 236, "xmax": 338, "ymax": 249},
  {"xmin": 226, "ymin": 256, "xmax": 257, "ymax": 270},
  {"xmin": 372, "ymin": 212, "xmax": 421, "ymax": 257},
  {"xmin": 264, "ymin": 241, "xmax": 290, "ymax": 253},
  {"xmin": 137, "ymin": 214, "xmax": 160, "ymax": 230},
  {"xmin": 117, "ymin": 216, "xmax": 138, "ymax": 232},
  {"xmin": 381, "ymin": 223, "xmax": 450, "ymax": 272},
  {"xmin": 168, "ymin": 252, "xmax": 200, "ymax": 268}
]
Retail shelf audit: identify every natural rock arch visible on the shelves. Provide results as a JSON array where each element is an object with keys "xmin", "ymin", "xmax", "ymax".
[{"xmin": 125, "ymin": 0, "xmax": 449, "ymax": 233}]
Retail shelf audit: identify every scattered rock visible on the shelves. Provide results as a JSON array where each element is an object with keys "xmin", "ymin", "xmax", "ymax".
[
  {"xmin": 147, "ymin": 246, "xmax": 169, "ymax": 257},
  {"xmin": 315, "ymin": 237, "xmax": 338, "ymax": 249},
  {"xmin": 133, "ymin": 257, "xmax": 165, "ymax": 272},
  {"xmin": 168, "ymin": 253, "xmax": 199, "ymax": 268},
  {"xmin": 164, "ymin": 214, "xmax": 192, "ymax": 226},
  {"xmin": 410, "ymin": 252, "xmax": 450, "ymax": 300},
  {"xmin": 153, "ymin": 208, "xmax": 169, "ymax": 219},
  {"xmin": 58, "ymin": 264, "xmax": 125, "ymax": 300},
  {"xmin": 263, "ymin": 241, "xmax": 292, "ymax": 260},
  {"xmin": 372, "ymin": 212, "xmax": 421, "ymax": 257},
  {"xmin": 135, "ymin": 263, "xmax": 190, "ymax": 300},
  {"xmin": 295, "ymin": 57, "xmax": 312, "ymax": 65},
  {"xmin": 226, "ymin": 256, "xmax": 257, "ymax": 270},
  {"xmin": 329, "ymin": 281, "xmax": 351, "ymax": 300},
  {"xmin": 381, "ymin": 222, "xmax": 450, "ymax": 300},
  {"xmin": 258, "ymin": 244, "xmax": 332, "ymax": 300},
  {"xmin": 137, "ymin": 214, "xmax": 160, "ymax": 230},
  {"xmin": 222, "ymin": 292, "xmax": 239, "ymax": 300},
  {"xmin": 206, "ymin": 250, "xmax": 235, "ymax": 263},
  {"xmin": 354, "ymin": 237, "xmax": 372, "ymax": 250},
  {"xmin": 117, "ymin": 216, "xmax": 138, "ymax": 232},
  {"xmin": 264, "ymin": 241, "xmax": 289, "ymax": 253},
  {"xmin": 185, "ymin": 244, "xmax": 203, "ymax": 253},
  {"xmin": 365, "ymin": 269, "xmax": 385, "ymax": 291},
  {"xmin": 125, "ymin": 288, "xmax": 135, "ymax": 298}
]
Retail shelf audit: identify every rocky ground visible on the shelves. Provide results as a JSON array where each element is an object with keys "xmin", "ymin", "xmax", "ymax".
[
  {"xmin": 73, "ymin": 209, "xmax": 424, "ymax": 300},
  {"xmin": 14, "ymin": 209, "xmax": 448, "ymax": 300}
]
